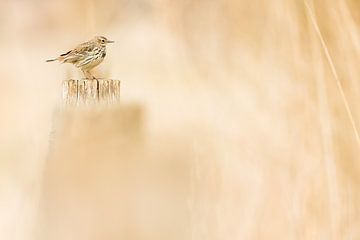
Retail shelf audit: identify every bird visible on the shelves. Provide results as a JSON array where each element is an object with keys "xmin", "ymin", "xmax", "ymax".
[{"xmin": 46, "ymin": 36, "xmax": 114, "ymax": 80}]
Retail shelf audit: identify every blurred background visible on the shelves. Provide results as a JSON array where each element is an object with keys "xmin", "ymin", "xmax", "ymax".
[{"xmin": 1, "ymin": 0, "xmax": 360, "ymax": 239}]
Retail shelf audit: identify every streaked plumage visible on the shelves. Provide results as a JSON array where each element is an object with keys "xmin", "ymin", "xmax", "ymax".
[{"xmin": 46, "ymin": 36, "xmax": 114, "ymax": 79}]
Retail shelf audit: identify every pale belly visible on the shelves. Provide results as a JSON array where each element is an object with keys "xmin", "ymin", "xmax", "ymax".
[
  {"xmin": 77, "ymin": 49, "xmax": 106, "ymax": 71},
  {"xmin": 80, "ymin": 56, "xmax": 105, "ymax": 71}
]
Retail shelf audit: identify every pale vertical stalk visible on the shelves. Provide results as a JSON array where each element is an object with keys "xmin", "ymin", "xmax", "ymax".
[
  {"xmin": 304, "ymin": 1, "xmax": 360, "ymax": 146},
  {"xmin": 305, "ymin": 0, "xmax": 344, "ymax": 237},
  {"xmin": 312, "ymin": 41, "xmax": 339, "ymax": 238}
]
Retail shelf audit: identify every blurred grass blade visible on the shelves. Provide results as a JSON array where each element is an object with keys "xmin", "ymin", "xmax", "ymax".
[{"xmin": 304, "ymin": 0, "xmax": 360, "ymax": 146}]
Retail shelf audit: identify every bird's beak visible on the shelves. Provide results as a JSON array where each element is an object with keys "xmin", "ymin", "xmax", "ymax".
[{"xmin": 107, "ymin": 40, "xmax": 115, "ymax": 43}]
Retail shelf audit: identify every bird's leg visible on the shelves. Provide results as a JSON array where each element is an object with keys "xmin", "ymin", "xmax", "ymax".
[
  {"xmin": 88, "ymin": 70, "xmax": 97, "ymax": 80},
  {"xmin": 82, "ymin": 70, "xmax": 97, "ymax": 80},
  {"xmin": 82, "ymin": 70, "xmax": 91, "ymax": 80}
]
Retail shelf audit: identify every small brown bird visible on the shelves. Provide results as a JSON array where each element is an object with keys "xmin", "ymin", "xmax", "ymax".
[{"xmin": 46, "ymin": 36, "xmax": 114, "ymax": 79}]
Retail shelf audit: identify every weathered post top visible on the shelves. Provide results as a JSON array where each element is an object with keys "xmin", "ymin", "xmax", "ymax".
[{"xmin": 62, "ymin": 79, "xmax": 120, "ymax": 105}]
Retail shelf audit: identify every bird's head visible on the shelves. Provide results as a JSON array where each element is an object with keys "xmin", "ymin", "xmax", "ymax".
[{"xmin": 94, "ymin": 36, "xmax": 114, "ymax": 46}]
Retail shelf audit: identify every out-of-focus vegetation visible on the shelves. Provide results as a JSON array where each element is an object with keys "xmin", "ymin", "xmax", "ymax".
[{"xmin": 1, "ymin": 0, "xmax": 360, "ymax": 239}]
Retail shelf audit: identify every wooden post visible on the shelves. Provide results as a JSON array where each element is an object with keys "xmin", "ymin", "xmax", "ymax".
[
  {"xmin": 62, "ymin": 79, "xmax": 120, "ymax": 105},
  {"xmin": 39, "ymin": 77, "xmax": 192, "ymax": 239}
]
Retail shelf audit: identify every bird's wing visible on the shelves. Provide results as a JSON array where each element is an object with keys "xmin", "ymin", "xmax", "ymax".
[{"xmin": 59, "ymin": 42, "xmax": 96, "ymax": 64}]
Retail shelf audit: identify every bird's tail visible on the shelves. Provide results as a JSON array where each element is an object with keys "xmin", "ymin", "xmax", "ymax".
[{"xmin": 46, "ymin": 58, "xmax": 57, "ymax": 62}]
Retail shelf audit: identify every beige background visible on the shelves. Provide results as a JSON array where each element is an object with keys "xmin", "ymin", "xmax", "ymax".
[{"xmin": 0, "ymin": 0, "xmax": 360, "ymax": 239}]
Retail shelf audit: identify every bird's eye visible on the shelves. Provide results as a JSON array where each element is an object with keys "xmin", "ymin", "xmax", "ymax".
[{"xmin": 101, "ymin": 39, "xmax": 105, "ymax": 43}]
